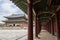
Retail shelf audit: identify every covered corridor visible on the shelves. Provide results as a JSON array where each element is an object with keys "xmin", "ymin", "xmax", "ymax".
[
  {"xmin": 34, "ymin": 30, "xmax": 57, "ymax": 40},
  {"xmin": 10, "ymin": 0, "xmax": 60, "ymax": 40}
]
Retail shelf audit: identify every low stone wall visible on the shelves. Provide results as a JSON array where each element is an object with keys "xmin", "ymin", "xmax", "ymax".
[{"xmin": 0, "ymin": 27, "xmax": 22, "ymax": 30}]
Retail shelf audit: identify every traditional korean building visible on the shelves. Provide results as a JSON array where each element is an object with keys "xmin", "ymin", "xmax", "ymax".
[{"xmin": 3, "ymin": 14, "xmax": 28, "ymax": 28}]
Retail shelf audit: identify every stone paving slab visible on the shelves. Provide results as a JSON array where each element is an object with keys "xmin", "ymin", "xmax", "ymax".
[
  {"xmin": 0, "ymin": 29, "xmax": 57, "ymax": 40},
  {"xmin": 0, "ymin": 30, "xmax": 27, "ymax": 40},
  {"xmin": 34, "ymin": 30, "xmax": 57, "ymax": 40}
]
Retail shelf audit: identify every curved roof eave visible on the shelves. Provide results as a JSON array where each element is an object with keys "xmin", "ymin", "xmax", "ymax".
[{"xmin": 10, "ymin": 0, "xmax": 28, "ymax": 13}]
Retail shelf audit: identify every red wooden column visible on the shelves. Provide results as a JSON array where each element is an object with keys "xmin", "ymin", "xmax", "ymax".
[
  {"xmin": 35, "ymin": 14, "xmax": 38, "ymax": 37},
  {"xmin": 47, "ymin": 22, "xmax": 49, "ymax": 32},
  {"xmin": 50, "ymin": 21, "xmax": 52, "ymax": 34},
  {"xmin": 51, "ymin": 19, "xmax": 53, "ymax": 35},
  {"xmin": 56, "ymin": 10, "xmax": 60, "ymax": 40},
  {"xmin": 27, "ymin": 0, "xmax": 33, "ymax": 40},
  {"xmin": 49, "ymin": 21, "xmax": 51, "ymax": 33},
  {"xmin": 46, "ymin": 24, "xmax": 48, "ymax": 32},
  {"xmin": 48, "ymin": 21, "xmax": 51, "ymax": 33},
  {"xmin": 37, "ymin": 18, "xmax": 41, "ymax": 36},
  {"xmin": 51, "ymin": 18, "xmax": 55, "ymax": 35},
  {"xmin": 48, "ymin": 22, "xmax": 50, "ymax": 32},
  {"xmin": 55, "ymin": 15, "xmax": 58, "ymax": 36},
  {"xmin": 35, "ymin": 15, "xmax": 41, "ymax": 38},
  {"xmin": 38, "ymin": 21, "xmax": 41, "ymax": 35}
]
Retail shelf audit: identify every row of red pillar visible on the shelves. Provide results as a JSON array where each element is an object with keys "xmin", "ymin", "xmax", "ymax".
[
  {"xmin": 46, "ymin": 10, "xmax": 60, "ymax": 40},
  {"xmin": 27, "ymin": 0, "xmax": 41, "ymax": 40},
  {"xmin": 56, "ymin": 10, "xmax": 60, "ymax": 40},
  {"xmin": 46, "ymin": 18, "xmax": 55, "ymax": 35},
  {"xmin": 35, "ymin": 15, "xmax": 41, "ymax": 38},
  {"xmin": 27, "ymin": 0, "xmax": 60, "ymax": 40}
]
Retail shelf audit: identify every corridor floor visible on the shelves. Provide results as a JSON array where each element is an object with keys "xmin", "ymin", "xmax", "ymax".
[{"xmin": 34, "ymin": 30, "xmax": 57, "ymax": 40}]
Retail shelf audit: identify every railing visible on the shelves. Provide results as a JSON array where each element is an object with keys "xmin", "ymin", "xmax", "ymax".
[{"xmin": 0, "ymin": 27, "xmax": 21, "ymax": 30}]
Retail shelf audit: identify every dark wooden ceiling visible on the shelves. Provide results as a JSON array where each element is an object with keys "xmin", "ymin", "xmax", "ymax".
[{"xmin": 10, "ymin": 0, "xmax": 60, "ymax": 25}]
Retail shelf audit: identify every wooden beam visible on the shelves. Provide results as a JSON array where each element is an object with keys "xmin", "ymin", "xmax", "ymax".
[
  {"xmin": 38, "ymin": 11, "xmax": 52, "ymax": 15},
  {"xmin": 15, "ymin": 1, "xmax": 27, "ymax": 6},
  {"xmin": 33, "ymin": 0, "xmax": 41, "ymax": 5},
  {"xmin": 47, "ymin": 0, "xmax": 52, "ymax": 6},
  {"xmin": 56, "ymin": 6, "xmax": 60, "ymax": 11},
  {"xmin": 11, "ymin": 0, "xmax": 19, "ymax": 4},
  {"xmin": 32, "ymin": 8, "xmax": 36, "ymax": 16}
]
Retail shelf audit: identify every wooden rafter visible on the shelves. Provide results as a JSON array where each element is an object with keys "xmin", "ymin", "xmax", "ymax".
[
  {"xmin": 33, "ymin": 0, "xmax": 41, "ymax": 5},
  {"xmin": 47, "ymin": 0, "xmax": 52, "ymax": 6}
]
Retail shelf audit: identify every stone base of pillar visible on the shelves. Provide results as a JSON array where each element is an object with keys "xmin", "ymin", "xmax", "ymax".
[{"xmin": 35, "ymin": 37, "xmax": 40, "ymax": 39}]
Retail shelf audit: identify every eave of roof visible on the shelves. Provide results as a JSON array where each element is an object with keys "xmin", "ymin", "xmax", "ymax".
[
  {"xmin": 3, "ymin": 20, "xmax": 27, "ymax": 22},
  {"xmin": 4, "ymin": 14, "xmax": 27, "ymax": 19}
]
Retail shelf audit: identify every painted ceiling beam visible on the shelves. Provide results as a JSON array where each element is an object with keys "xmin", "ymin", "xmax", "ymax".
[
  {"xmin": 33, "ymin": 0, "xmax": 41, "ymax": 5},
  {"xmin": 39, "ymin": 17, "xmax": 51, "ymax": 21}
]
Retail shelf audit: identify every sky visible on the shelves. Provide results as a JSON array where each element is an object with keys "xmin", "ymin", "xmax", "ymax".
[{"xmin": 0, "ymin": 0, "xmax": 25, "ymax": 24}]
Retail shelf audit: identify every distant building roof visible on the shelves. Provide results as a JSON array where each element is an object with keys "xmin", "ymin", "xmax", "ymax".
[
  {"xmin": 4, "ymin": 14, "xmax": 28, "ymax": 19},
  {"xmin": 3, "ymin": 14, "xmax": 28, "ymax": 23},
  {"xmin": 3, "ymin": 20, "xmax": 27, "ymax": 22}
]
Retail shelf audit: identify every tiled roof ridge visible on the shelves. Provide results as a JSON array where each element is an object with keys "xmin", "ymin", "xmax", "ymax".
[{"xmin": 4, "ymin": 14, "xmax": 26, "ymax": 18}]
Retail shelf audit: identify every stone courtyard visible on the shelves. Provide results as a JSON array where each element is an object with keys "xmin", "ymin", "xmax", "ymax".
[
  {"xmin": 0, "ymin": 29, "xmax": 27, "ymax": 40},
  {"xmin": 0, "ymin": 29, "xmax": 57, "ymax": 40}
]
